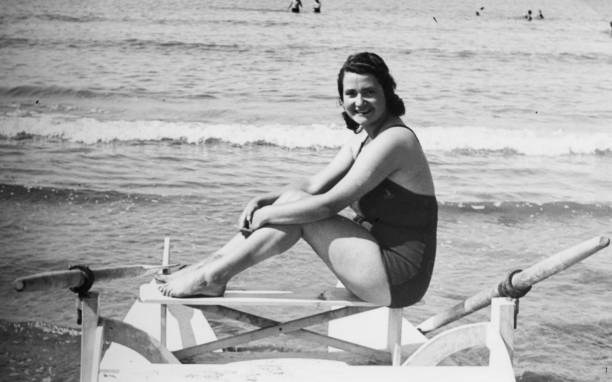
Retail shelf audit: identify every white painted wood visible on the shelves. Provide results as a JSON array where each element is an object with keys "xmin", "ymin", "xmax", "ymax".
[
  {"xmin": 490, "ymin": 298, "xmax": 515, "ymax": 361},
  {"xmin": 326, "ymin": 282, "xmax": 426, "ymax": 358},
  {"xmin": 139, "ymin": 283, "xmax": 380, "ymax": 307},
  {"xmin": 387, "ymin": 308, "xmax": 403, "ymax": 366},
  {"xmin": 403, "ymin": 322, "xmax": 488, "ymax": 367},
  {"xmin": 98, "ymin": 361, "xmax": 514, "ymax": 382},
  {"xmin": 90, "ymin": 326, "xmax": 104, "ymax": 382},
  {"xmin": 174, "ymin": 306, "xmax": 370, "ymax": 360},
  {"xmin": 160, "ymin": 237, "xmax": 170, "ymax": 347},
  {"xmin": 80, "ymin": 292, "xmax": 101, "ymax": 382},
  {"xmin": 101, "ymin": 298, "xmax": 217, "ymax": 369},
  {"xmin": 485, "ymin": 324, "xmax": 514, "ymax": 376}
]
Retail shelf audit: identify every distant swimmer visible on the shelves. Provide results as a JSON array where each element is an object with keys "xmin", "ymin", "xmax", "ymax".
[
  {"xmin": 313, "ymin": 0, "xmax": 321, "ymax": 13},
  {"xmin": 524, "ymin": 9, "xmax": 532, "ymax": 21},
  {"xmin": 537, "ymin": 10, "xmax": 544, "ymax": 20},
  {"xmin": 288, "ymin": 0, "xmax": 302, "ymax": 13},
  {"xmin": 433, "ymin": 16, "xmax": 438, "ymax": 23},
  {"xmin": 476, "ymin": 6, "xmax": 484, "ymax": 16}
]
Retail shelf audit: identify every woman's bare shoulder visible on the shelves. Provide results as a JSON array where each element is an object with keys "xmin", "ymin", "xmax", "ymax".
[
  {"xmin": 346, "ymin": 131, "xmax": 368, "ymax": 158},
  {"xmin": 377, "ymin": 125, "xmax": 420, "ymax": 149}
]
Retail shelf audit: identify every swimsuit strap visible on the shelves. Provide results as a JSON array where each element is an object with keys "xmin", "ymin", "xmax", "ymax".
[
  {"xmin": 356, "ymin": 134, "xmax": 369, "ymax": 156},
  {"xmin": 355, "ymin": 124, "xmax": 414, "ymax": 157}
]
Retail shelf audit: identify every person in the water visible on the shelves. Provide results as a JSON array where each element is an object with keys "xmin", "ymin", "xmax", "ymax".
[
  {"xmin": 288, "ymin": 0, "xmax": 302, "ymax": 13},
  {"xmin": 157, "ymin": 52, "xmax": 438, "ymax": 309}
]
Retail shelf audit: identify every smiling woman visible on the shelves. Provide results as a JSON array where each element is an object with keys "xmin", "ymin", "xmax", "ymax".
[
  {"xmin": 337, "ymin": 52, "xmax": 407, "ymax": 133},
  {"xmin": 156, "ymin": 52, "xmax": 438, "ymax": 309}
]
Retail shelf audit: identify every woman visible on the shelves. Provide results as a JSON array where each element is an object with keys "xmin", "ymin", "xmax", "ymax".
[{"xmin": 158, "ymin": 52, "xmax": 437, "ymax": 308}]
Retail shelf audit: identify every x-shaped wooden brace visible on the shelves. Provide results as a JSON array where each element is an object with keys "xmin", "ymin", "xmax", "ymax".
[{"xmin": 173, "ymin": 305, "xmax": 391, "ymax": 363}]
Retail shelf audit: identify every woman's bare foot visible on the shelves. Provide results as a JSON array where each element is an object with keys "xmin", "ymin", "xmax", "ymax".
[
  {"xmin": 157, "ymin": 267, "xmax": 226, "ymax": 297},
  {"xmin": 154, "ymin": 253, "xmax": 224, "ymax": 284},
  {"xmin": 156, "ymin": 260, "xmax": 227, "ymax": 298}
]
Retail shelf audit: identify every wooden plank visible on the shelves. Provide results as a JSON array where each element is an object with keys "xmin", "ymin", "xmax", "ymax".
[
  {"xmin": 387, "ymin": 308, "xmax": 402, "ymax": 366},
  {"xmin": 140, "ymin": 283, "xmax": 378, "ymax": 307},
  {"xmin": 160, "ymin": 237, "xmax": 170, "ymax": 347},
  {"xmin": 179, "ymin": 350, "xmax": 385, "ymax": 365},
  {"xmin": 79, "ymin": 292, "xmax": 101, "ymax": 382},
  {"xmin": 489, "ymin": 298, "xmax": 515, "ymax": 365},
  {"xmin": 99, "ymin": 362, "xmax": 514, "ymax": 382},
  {"xmin": 174, "ymin": 307, "xmax": 369, "ymax": 360}
]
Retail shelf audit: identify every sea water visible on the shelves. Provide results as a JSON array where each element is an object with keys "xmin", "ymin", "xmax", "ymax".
[{"xmin": 1, "ymin": 0, "xmax": 611, "ymax": 381}]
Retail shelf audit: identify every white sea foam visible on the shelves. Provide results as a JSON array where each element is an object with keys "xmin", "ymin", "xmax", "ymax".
[{"xmin": 1, "ymin": 115, "xmax": 609, "ymax": 156}]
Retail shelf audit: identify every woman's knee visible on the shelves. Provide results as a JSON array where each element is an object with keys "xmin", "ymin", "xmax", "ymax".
[{"xmin": 275, "ymin": 189, "xmax": 310, "ymax": 204}]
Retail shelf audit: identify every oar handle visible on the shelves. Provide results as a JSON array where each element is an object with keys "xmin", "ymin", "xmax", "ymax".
[
  {"xmin": 417, "ymin": 236, "xmax": 610, "ymax": 334},
  {"xmin": 14, "ymin": 269, "xmax": 86, "ymax": 292},
  {"xmin": 512, "ymin": 236, "xmax": 609, "ymax": 288},
  {"xmin": 13, "ymin": 264, "xmax": 177, "ymax": 293}
]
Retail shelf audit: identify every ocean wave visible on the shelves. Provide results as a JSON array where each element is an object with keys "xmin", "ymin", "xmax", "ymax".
[
  {"xmin": 0, "ymin": 115, "xmax": 610, "ymax": 155},
  {"xmin": 2, "ymin": 184, "xmax": 610, "ymax": 216},
  {"xmin": 399, "ymin": 47, "xmax": 612, "ymax": 65},
  {"xmin": 0, "ymin": 85, "xmax": 216, "ymax": 102},
  {"xmin": 0, "ymin": 36, "xmax": 32, "ymax": 49},
  {"xmin": 0, "ymin": 34, "xmax": 250, "ymax": 53},
  {"xmin": 1, "ymin": 13, "xmax": 105, "ymax": 24},
  {"xmin": 0, "ymin": 183, "xmax": 166, "ymax": 205},
  {"xmin": 439, "ymin": 200, "xmax": 612, "ymax": 218},
  {"xmin": 34, "ymin": 13, "xmax": 104, "ymax": 23},
  {"xmin": 120, "ymin": 38, "xmax": 248, "ymax": 52},
  {"xmin": 0, "ymin": 85, "xmax": 106, "ymax": 99}
]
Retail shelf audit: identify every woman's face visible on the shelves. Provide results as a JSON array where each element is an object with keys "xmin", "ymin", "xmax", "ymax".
[{"xmin": 341, "ymin": 72, "xmax": 388, "ymax": 130}]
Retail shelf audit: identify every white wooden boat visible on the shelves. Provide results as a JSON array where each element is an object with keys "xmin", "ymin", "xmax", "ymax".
[{"xmin": 13, "ymin": 236, "xmax": 610, "ymax": 382}]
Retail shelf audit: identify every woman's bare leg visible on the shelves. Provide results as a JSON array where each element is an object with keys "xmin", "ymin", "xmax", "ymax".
[
  {"xmin": 157, "ymin": 190, "xmax": 391, "ymax": 305},
  {"xmin": 300, "ymin": 215, "xmax": 391, "ymax": 306},
  {"xmin": 157, "ymin": 224, "xmax": 302, "ymax": 297}
]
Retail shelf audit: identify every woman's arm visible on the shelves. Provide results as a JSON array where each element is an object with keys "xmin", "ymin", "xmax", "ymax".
[
  {"xmin": 239, "ymin": 135, "xmax": 359, "ymax": 230},
  {"xmin": 251, "ymin": 128, "xmax": 415, "ymax": 227}
]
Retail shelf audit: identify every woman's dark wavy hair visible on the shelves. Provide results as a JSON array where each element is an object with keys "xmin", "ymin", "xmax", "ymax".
[{"xmin": 337, "ymin": 52, "xmax": 405, "ymax": 132}]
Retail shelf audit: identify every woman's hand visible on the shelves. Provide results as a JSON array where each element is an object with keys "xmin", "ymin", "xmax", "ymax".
[
  {"xmin": 238, "ymin": 198, "xmax": 260, "ymax": 231},
  {"xmin": 248, "ymin": 207, "xmax": 269, "ymax": 231},
  {"xmin": 238, "ymin": 195, "xmax": 275, "ymax": 235},
  {"xmin": 238, "ymin": 205, "xmax": 270, "ymax": 237}
]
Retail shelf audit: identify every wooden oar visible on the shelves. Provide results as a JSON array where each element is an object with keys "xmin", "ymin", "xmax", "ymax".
[
  {"xmin": 13, "ymin": 264, "xmax": 180, "ymax": 293},
  {"xmin": 417, "ymin": 236, "xmax": 610, "ymax": 335}
]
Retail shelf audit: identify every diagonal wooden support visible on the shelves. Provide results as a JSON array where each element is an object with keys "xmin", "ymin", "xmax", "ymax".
[
  {"xmin": 174, "ymin": 306, "xmax": 373, "ymax": 360},
  {"xmin": 192, "ymin": 305, "xmax": 389, "ymax": 362}
]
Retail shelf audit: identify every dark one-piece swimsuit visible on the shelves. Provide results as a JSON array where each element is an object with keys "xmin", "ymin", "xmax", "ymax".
[{"xmin": 352, "ymin": 133, "xmax": 438, "ymax": 308}]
